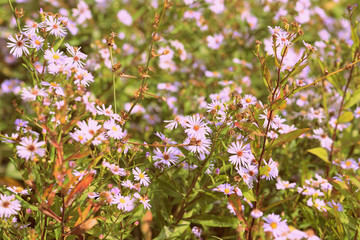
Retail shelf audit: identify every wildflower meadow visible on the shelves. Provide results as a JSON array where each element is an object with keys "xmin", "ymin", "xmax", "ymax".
[{"xmin": 1, "ymin": 0, "xmax": 360, "ymax": 239}]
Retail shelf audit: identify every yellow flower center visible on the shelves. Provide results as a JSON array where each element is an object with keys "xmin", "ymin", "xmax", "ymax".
[
  {"xmin": 139, "ymin": 173, "xmax": 144, "ymax": 179},
  {"xmin": 270, "ymin": 222, "xmax": 277, "ymax": 229},
  {"xmin": 53, "ymin": 54, "xmax": 60, "ymax": 60},
  {"xmin": 15, "ymin": 187, "xmax": 24, "ymax": 193}
]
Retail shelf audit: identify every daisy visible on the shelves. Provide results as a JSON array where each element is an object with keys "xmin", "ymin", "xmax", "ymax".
[
  {"xmin": 14, "ymin": 119, "xmax": 28, "ymax": 130},
  {"xmin": 154, "ymin": 132, "xmax": 177, "ymax": 145},
  {"xmin": 7, "ymin": 34, "xmax": 30, "ymax": 58},
  {"xmin": 117, "ymin": 9, "xmax": 133, "ymax": 26},
  {"xmin": 303, "ymin": 40, "xmax": 317, "ymax": 51},
  {"xmin": 69, "ymin": 131, "xmax": 87, "ymax": 144},
  {"xmin": 21, "ymin": 86, "xmax": 47, "ymax": 101},
  {"xmin": 206, "ymin": 100, "xmax": 225, "ymax": 114},
  {"xmin": 262, "ymin": 158, "xmax": 279, "ymax": 180},
  {"xmin": 192, "ymin": 226, "xmax": 202, "ymax": 238},
  {"xmin": 354, "ymin": 107, "xmax": 360, "ymax": 118},
  {"xmin": 111, "ymin": 194, "xmax": 134, "ymax": 212},
  {"xmin": 307, "ymin": 108, "xmax": 325, "ymax": 123},
  {"xmin": 268, "ymin": 26, "xmax": 284, "ymax": 35},
  {"xmin": 340, "ymin": 159, "xmax": 358, "ymax": 170},
  {"xmin": 88, "ymin": 192, "xmax": 99, "ymax": 199},
  {"xmin": 164, "ymin": 115, "xmax": 186, "ymax": 130},
  {"xmin": 64, "ymin": 43, "xmax": 87, "ymax": 68},
  {"xmin": 73, "ymin": 69, "xmax": 94, "ymax": 87},
  {"xmin": 41, "ymin": 81, "xmax": 65, "ymax": 96},
  {"xmin": 313, "ymin": 128, "xmax": 333, "ymax": 150},
  {"xmin": 213, "ymin": 183, "xmax": 234, "ymax": 195},
  {"xmin": 184, "ymin": 137, "xmax": 211, "ymax": 155},
  {"xmin": 241, "ymin": 94, "xmax": 257, "ymax": 108},
  {"xmin": 277, "ymin": 31, "xmax": 291, "ymax": 46},
  {"xmin": 29, "ymin": 36, "xmax": 44, "ymax": 51},
  {"xmin": 22, "ymin": 20, "xmax": 43, "ymax": 35},
  {"xmin": 45, "ymin": 16, "xmax": 67, "ymax": 38},
  {"xmin": 227, "ymin": 141, "xmax": 252, "ymax": 167},
  {"xmin": 132, "ymin": 167, "xmax": 150, "ymax": 186},
  {"xmin": 73, "ymin": 170, "xmax": 96, "ymax": 181},
  {"xmin": 184, "ymin": 115, "xmax": 210, "ymax": 139},
  {"xmin": 284, "ymin": 226, "xmax": 308, "ymax": 240},
  {"xmin": 206, "ymin": 34, "xmax": 224, "ymax": 49},
  {"xmin": 251, "ymin": 209, "xmax": 263, "ymax": 218},
  {"xmin": 72, "ymin": 1, "xmax": 92, "ymax": 24},
  {"xmin": 328, "ymin": 200, "xmax": 343, "ymax": 212},
  {"xmin": 16, "ymin": 137, "xmax": 46, "ymax": 161},
  {"xmin": 96, "ymin": 104, "xmax": 115, "ymax": 117},
  {"xmin": 108, "ymin": 164, "xmax": 126, "ymax": 176},
  {"xmin": 237, "ymin": 165, "xmax": 258, "ymax": 188},
  {"xmin": 44, "ymin": 49, "xmax": 65, "ymax": 64},
  {"xmin": 295, "ymin": 79, "xmax": 307, "ymax": 86},
  {"xmin": 103, "ymin": 119, "xmax": 125, "ymax": 140},
  {"xmin": 7, "ymin": 186, "xmax": 30, "ymax": 195},
  {"xmin": 134, "ymin": 193, "xmax": 151, "ymax": 210},
  {"xmin": 276, "ymin": 179, "xmax": 296, "ymax": 190},
  {"xmin": 308, "ymin": 198, "xmax": 327, "ymax": 212},
  {"xmin": 263, "ymin": 213, "xmax": 288, "ymax": 238},
  {"xmin": 77, "ymin": 118, "xmax": 102, "ymax": 139},
  {"xmin": 153, "ymin": 147, "xmax": 179, "ymax": 167},
  {"xmin": 0, "ymin": 194, "xmax": 21, "ymax": 218},
  {"xmin": 121, "ymin": 180, "xmax": 137, "ymax": 190}
]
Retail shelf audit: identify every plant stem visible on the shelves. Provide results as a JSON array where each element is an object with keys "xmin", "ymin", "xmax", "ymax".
[
  {"xmin": 122, "ymin": 0, "xmax": 167, "ymax": 131},
  {"xmin": 109, "ymin": 46, "xmax": 117, "ymax": 114},
  {"xmin": 327, "ymin": 47, "xmax": 359, "ymax": 176}
]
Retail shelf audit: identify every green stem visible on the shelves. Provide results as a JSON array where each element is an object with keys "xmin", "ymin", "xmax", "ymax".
[{"xmin": 8, "ymin": 0, "xmax": 21, "ymax": 32}]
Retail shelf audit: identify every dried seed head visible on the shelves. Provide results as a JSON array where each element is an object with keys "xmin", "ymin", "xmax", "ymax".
[
  {"xmin": 15, "ymin": 8, "xmax": 25, "ymax": 18},
  {"xmin": 112, "ymin": 62, "xmax": 122, "ymax": 72}
]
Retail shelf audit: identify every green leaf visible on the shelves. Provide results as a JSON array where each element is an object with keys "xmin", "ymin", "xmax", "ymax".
[
  {"xmin": 261, "ymin": 195, "xmax": 297, "ymax": 212},
  {"xmin": 349, "ymin": 175, "xmax": 360, "ymax": 190},
  {"xmin": 260, "ymin": 165, "xmax": 270, "ymax": 176},
  {"xmin": 185, "ymin": 215, "xmax": 238, "ymax": 227},
  {"xmin": 263, "ymin": 64, "xmax": 271, "ymax": 91},
  {"xmin": 317, "ymin": 59, "xmax": 341, "ymax": 91},
  {"xmin": 288, "ymin": 63, "xmax": 309, "ymax": 79},
  {"xmin": 351, "ymin": 25, "xmax": 359, "ymax": 48},
  {"xmin": 269, "ymin": 128, "xmax": 309, "ymax": 149},
  {"xmin": 235, "ymin": 122, "xmax": 264, "ymax": 136},
  {"xmin": 5, "ymin": 162, "xmax": 22, "ymax": 180},
  {"xmin": 338, "ymin": 111, "xmax": 354, "ymax": 123},
  {"xmin": 53, "ymin": 37, "xmax": 65, "ymax": 51},
  {"xmin": 307, "ymin": 147, "xmax": 329, "ymax": 163},
  {"xmin": 242, "ymin": 188, "xmax": 256, "ymax": 202},
  {"xmin": 270, "ymin": 99, "xmax": 287, "ymax": 111},
  {"xmin": 344, "ymin": 88, "xmax": 360, "ymax": 109}
]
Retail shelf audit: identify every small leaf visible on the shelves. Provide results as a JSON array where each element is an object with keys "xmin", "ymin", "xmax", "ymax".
[
  {"xmin": 270, "ymin": 99, "xmax": 287, "ymax": 111},
  {"xmin": 344, "ymin": 88, "xmax": 360, "ymax": 109},
  {"xmin": 186, "ymin": 215, "xmax": 238, "ymax": 227},
  {"xmin": 288, "ymin": 63, "xmax": 309, "ymax": 79},
  {"xmin": 338, "ymin": 111, "xmax": 354, "ymax": 123},
  {"xmin": 269, "ymin": 128, "xmax": 309, "ymax": 149},
  {"xmin": 235, "ymin": 122, "xmax": 264, "ymax": 136},
  {"xmin": 53, "ymin": 37, "xmax": 65, "ymax": 51},
  {"xmin": 242, "ymin": 188, "xmax": 256, "ymax": 202},
  {"xmin": 261, "ymin": 195, "xmax": 297, "ymax": 212},
  {"xmin": 65, "ymin": 151, "xmax": 91, "ymax": 162},
  {"xmin": 307, "ymin": 147, "xmax": 329, "ymax": 163},
  {"xmin": 65, "ymin": 173, "xmax": 95, "ymax": 207}
]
